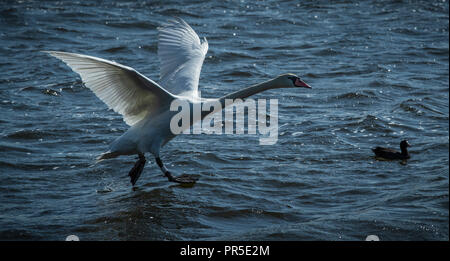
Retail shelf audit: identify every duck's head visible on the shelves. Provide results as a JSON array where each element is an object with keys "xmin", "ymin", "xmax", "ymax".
[
  {"xmin": 400, "ymin": 140, "xmax": 411, "ymax": 149},
  {"xmin": 274, "ymin": 73, "xmax": 311, "ymax": 89}
]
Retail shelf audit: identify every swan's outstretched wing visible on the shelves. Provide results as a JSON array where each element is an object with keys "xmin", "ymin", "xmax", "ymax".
[
  {"xmin": 44, "ymin": 51, "xmax": 174, "ymax": 126},
  {"xmin": 158, "ymin": 17, "xmax": 208, "ymax": 98}
]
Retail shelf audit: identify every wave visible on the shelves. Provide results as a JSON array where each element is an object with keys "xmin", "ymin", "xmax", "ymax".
[{"xmin": 5, "ymin": 129, "xmax": 65, "ymax": 140}]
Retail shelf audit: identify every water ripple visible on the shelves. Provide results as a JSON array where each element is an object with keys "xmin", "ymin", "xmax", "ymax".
[{"xmin": 0, "ymin": 0, "xmax": 448, "ymax": 241}]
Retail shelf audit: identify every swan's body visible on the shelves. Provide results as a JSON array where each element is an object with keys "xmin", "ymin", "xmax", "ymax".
[{"xmin": 45, "ymin": 18, "xmax": 311, "ymax": 186}]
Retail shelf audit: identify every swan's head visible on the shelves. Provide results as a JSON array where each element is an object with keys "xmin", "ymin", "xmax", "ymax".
[{"xmin": 274, "ymin": 73, "xmax": 311, "ymax": 89}]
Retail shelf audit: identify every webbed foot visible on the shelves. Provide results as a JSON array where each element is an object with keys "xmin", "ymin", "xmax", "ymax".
[{"xmin": 170, "ymin": 174, "xmax": 198, "ymax": 184}]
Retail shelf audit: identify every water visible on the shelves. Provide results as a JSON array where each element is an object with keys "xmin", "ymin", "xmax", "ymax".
[{"xmin": 0, "ymin": 0, "xmax": 448, "ymax": 241}]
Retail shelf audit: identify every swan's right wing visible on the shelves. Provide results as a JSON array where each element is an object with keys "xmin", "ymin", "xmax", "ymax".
[
  {"xmin": 44, "ymin": 51, "xmax": 174, "ymax": 126},
  {"xmin": 158, "ymin": 17, "xmax": 208, "ymax": 98}
]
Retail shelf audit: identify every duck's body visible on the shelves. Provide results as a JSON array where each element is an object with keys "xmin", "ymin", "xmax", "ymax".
[{"xmin": 372, "ymin": 140, "xmax": 411, "ymax": 160}]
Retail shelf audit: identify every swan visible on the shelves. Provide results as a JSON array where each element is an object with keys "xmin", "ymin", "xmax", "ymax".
[{"xmin": 44, "ymin": 17, "xmax": 311, "ymax": 186}]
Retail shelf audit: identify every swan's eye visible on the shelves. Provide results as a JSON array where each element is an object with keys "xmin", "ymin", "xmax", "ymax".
[{"xmin": 287, "ymin": 76, "xmax": 297, "ymax": 84}]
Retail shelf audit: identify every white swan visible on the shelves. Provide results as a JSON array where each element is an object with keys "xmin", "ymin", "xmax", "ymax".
[{"xmin": 44, "ymin": 18, "xmax": 311, "ymax": 186}]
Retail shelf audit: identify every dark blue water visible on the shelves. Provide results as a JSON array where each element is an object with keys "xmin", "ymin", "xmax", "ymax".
[{"xmin": 0, "ymin": 0, "xmax": 448, "ymax": 240}]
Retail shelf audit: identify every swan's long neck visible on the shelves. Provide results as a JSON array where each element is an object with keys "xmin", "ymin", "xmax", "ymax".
[
  {"xmin": 217, "ymin": 79, "xmax": 278, "ymax": 108},
  {"xmin": 199, "ymin": 79, "xmax": 281, "ymax": 120}
]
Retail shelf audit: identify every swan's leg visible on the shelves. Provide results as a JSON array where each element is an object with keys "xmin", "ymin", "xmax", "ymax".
[
  {"xmin": 128, "ymin": 153, "xmax": 146, "ymax": 186},
  {"xmin": 155, "ymin": 157, "xmax": 198, "ymax": 184}
]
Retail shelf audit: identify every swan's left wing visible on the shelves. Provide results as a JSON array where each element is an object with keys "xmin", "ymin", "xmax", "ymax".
[
  {"xmin": 44, "ymin": 51, "xmax": 175, "ymax": 126},
  {"xmin": 158, "ymin": 17, "xmax": 208, "ymax": 99}
]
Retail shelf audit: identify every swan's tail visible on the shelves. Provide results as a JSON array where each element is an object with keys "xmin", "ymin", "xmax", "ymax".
[{"xmin": 96, "ymin": 151, "xmax": 120, "ymax": 163}]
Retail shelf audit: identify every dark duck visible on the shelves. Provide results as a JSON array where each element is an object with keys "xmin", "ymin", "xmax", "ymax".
[{"xmin": 372, "ymin": 140, "xmax": 411, "ymax": 160}]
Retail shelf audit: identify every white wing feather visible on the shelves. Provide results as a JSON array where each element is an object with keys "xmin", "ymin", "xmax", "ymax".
[
  {"xmin": 44, "ymin": 51, "xmax": 174, "ymax": 126},
  {"xmin": 158, "ymin": 17, "xmax": 208, "ymax": 98}
]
